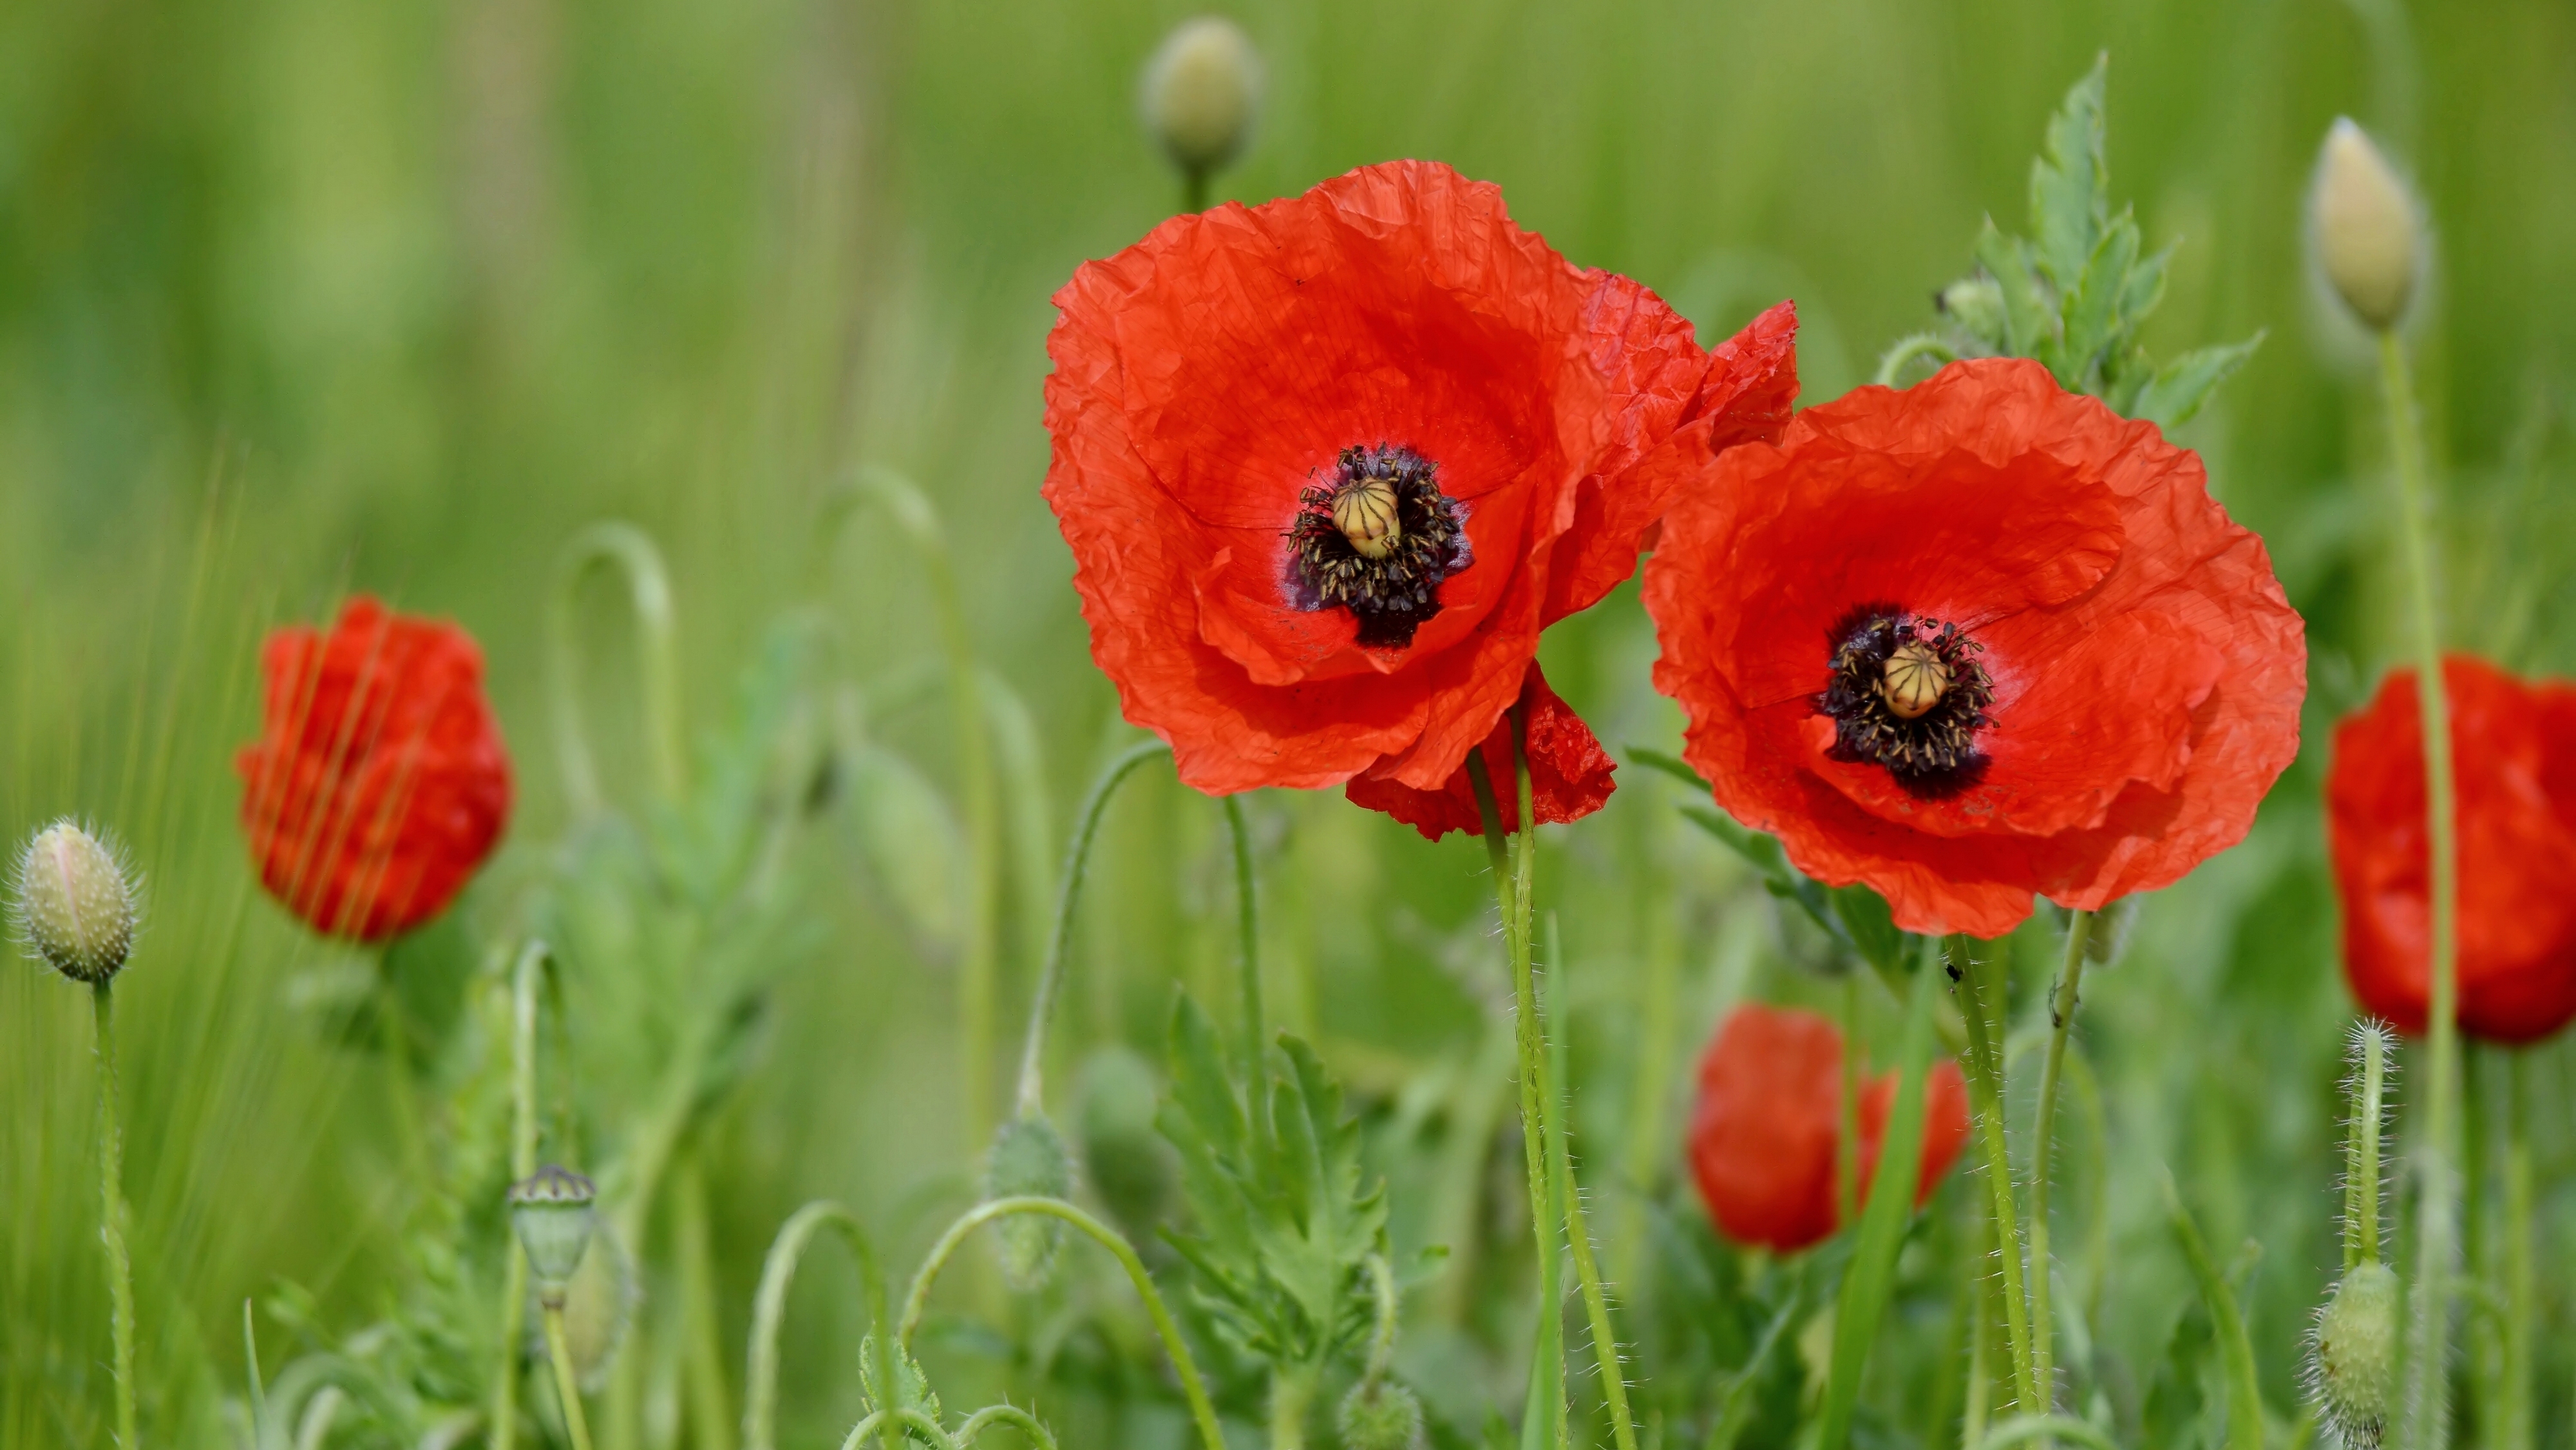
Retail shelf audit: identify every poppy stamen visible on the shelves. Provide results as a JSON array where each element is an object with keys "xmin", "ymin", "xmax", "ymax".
[
  {"xmin": 1285, "ymin": 444, "xmax": 1470, "ymax": 649},
  {"xmin": 1816, "ymin": 606, "xmax": 1994, "ymax": 796}
]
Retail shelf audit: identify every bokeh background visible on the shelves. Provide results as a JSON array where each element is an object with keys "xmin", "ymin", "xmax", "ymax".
[{"xmin": 5, "ymin": 0, "xmax": 2575, "ymax": 1444}]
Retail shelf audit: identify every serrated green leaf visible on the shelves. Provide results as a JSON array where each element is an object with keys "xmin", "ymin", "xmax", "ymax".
[
  {"xmin": 2132, "ymin": 336, "xmax": 2263, "ymax": 430},
  {"xmin": 1166, "ymin": 994, "xmax": 1245, "ymax": 1161},
  {"xmin": 1937, "ymin": 274, "xmax": 2009, "ymax": 352},
  {"xmin": 2030, "ymin": 55, "xmax": 2110, "ymax": 287},
  {"xmin": 1975, "ymin": 220, "xmax": 2056, "ymax": 365},
  {"xmin": 2060, "ymin": 209, "xmax": 2141, "ymax": 387},
  {"xmin": 2120, "ymin": 240, "xmax": 2174, "ymax": 328}
]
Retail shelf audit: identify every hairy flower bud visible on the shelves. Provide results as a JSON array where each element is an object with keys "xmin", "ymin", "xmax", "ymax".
[
  {"xmin": 1336, "ymin": 1380, "xmax": 1425, "ymax": 1450},
  {"xmin": 1140, "ymin": 17, "xmax": 1262, "ymax": 180},
  {"xmin": 2311, "ymin": 1259, "xmax": 2401, "ymax": 1450},
  {"xmin": 12, "ymin": 820, "xmax": 139, "ymax": 984},
  {"xmin": 983, "ymin": 1112, "xmax": 1075, "ymax": 1291},
  {"xmin": 2311, "ymin": 119, "xmax": 2421, "ymax": 332},
  {"xmin": 509, "ymin": 1165, "xmax": 599, "ymax": 1295}
]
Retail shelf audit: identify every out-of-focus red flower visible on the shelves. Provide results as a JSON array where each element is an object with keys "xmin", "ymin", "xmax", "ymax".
[
  {"xmin": 236, "ymin": 596, "xmax": 513, "ymax": 942},
  {"xmin": 1341, "ymin": 661, "xmax": 1615, "ymax": 839},
  {"xmin": 1644, "ymin": 358, "xmax": 2306, "ymax": 938},
  {"xmin": 2329, "ymin": 656, "xmax": 2576, "ymax": 1043},
  {"xmin": 1043, "ymin": 158, "xmax": 1797, "ymax": 799},
  {"xmin": 1687, "ymin": 1002, "xmax": 1970, "ymax": 1254}
]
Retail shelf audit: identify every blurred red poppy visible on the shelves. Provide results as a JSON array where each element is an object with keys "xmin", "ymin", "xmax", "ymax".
[
  {"xmin": 1341, "ymin": 661, "xmax": 1615, "ymax": 839},
  {"xmin": 1644, "ymin": 358, "xmax": 2305, "ymax": 937},
  {"xmin": 2328, "ymin": 656, "xmax": 2576, "ymax": 1043},
  {"xmin": 237, "ymin": 596, "xmax": 513, "ymax": 942},
  {"xmin": 1687, "ymin": 1002, "xmax": 1969, "ymax": 1254},
  {"xmin": 1043, "ymin": 158, "xmax": 1797, "ymax": 799}
]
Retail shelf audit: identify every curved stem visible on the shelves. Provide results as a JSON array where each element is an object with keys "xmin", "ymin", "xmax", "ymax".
[
  {"xmin": 549, "ymin": 520, "xmax": 687, "ymax": 815},
  {"xmin": 1223, "ymin": 793, "xmax": 1267, "ymax": 1149},
  {"xmin": 1952, "ymin": 937, "xmax": 2041, "ymax": 1415},
  {"xmin": 898, "ymin": 1197, "xmax": 1224, "ymax": 1450},
  {"xmin": 1013, "ymin": 741, "xmax": 1168, "ymax": 1118},
  {"xmin": 956, "ymin": 1405, "xmax": 1059, "ymax": 1450},
  {"xmin": 1538, "ymin": 900, "xmax": 1638, "ymax": 1450},
  {"xmin": 492, "ymin": 944, "xmax": 551, "ymax": 1450},
  {"xmin": 2027, "ymin": 910, "xmax": 2092, "ymax": 1405},
  {"xmin": 2382, "ymin": 332, "xmax": 2460, "ymax": 1450},
  {"xmin": 543, "ymin": 1302, "xmax": 599, "ymax": 1450},
  {"xmin": 744, "ymin": 1201, "xmax": 896, "ymax": 1450},
  {"xmin": 982, "ymin": 673, "xmax": 1057, "ymax": 1009},
  {"xmin": 95, "ymin": 982, "xmax": 138, "ymax": 1450},
  {"xmin": 1975, "ymin": 1415, "xmax": 2123, "ymax": 1450},
  {"xmin": 1875, "ymin": 333, "xmax": 1962, "ymax": 388},
  {"xmin": 835, "ymin": 1409, "xmax": 962, "ymax": 1450},
  {"xmin": 674, "ymin": 1158, "xmax": 735, "ymax": 1450},
  {"xmin": 1361, "ymin": 1254, "xmax": 1399, "ymax": 1389}
]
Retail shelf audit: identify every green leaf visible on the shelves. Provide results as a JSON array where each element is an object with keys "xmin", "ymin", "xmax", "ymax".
[
  {"xmin": 1166, "ymin": 994, "xmax": 1246, "ymax": 1161},
  {"xmin": 1814, "ymin": 942, "xmax": 1941, "ymax": 1450},
  {"xmin": 1828, "ymin": 886, "xmax": 1912, "ymax": 978},
  {"xmin": 1937, "ymin": 276, "xmax": 2010, "ymax": 352},
  {"xmin": 2161, "ymin": 1172, "xmax": 2266, "ymax": 1450},
  {"xmin": 2029, "ymin": 55, "xmax": 2110, "ymax": 287},
  {"xmin": 1975, "ymin": 221, "xmax": 2056, "ymax": 365},
  {"xmin": 2060, "ymin": 209, "xmax": 2141, "ymax": 388},
  {"xmin": 842, "ymin": 743, "xmax": 968, "ymax": 960},
  {"xmin": 2132, "ymin": 336, "xmax": 2264, "ymax": 430},
  {"xmin": 2119, "ymin": 240, "xmax": 2174, "ymax": 328}
]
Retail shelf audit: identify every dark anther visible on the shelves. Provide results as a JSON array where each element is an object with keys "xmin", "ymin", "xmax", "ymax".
[
  {"xmin": 1815, "ymin": 604, "xmax": 1996, "ymax": 798},
  {"xmin": 1284, "ymin": 444, "xmax": 1470, "ymax": 649}
]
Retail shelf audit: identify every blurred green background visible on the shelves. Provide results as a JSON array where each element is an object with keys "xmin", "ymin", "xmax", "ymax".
[{"xmin": 6, "ymin": 0, "xmax": 2575, "ymax": 1445}]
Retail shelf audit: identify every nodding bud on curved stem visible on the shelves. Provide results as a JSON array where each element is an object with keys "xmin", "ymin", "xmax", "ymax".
[
  {"xmin": 1141, "ymin": 17, "xmax": 1262, "ymax": 186},
  {"xmin": 2311, "ymin": 119, "xmax": 2423, "ymax": 332},
  {"xmin": 983, "ymin": 1112, "xmax": 1075, "ymax": 1291},
  {"xmin": 12, "ymin": 820, "xmax": 138, "ymax": 985}
]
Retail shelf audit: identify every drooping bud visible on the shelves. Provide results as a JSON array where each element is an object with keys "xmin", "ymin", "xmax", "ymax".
[
  {"xmin": 2311, "ymin": 1259, "xmax": 2401, "ymax": 1450},
  {"xmin": 12, "ymin": 820, "xmax": 140, "ymax": 985},
  {"xmin": 983, "ymin": 1111, "xmax": 1075, "ymax": 1291},
  {"xmin": 1336, "ymin": 1380, "xmax": 1425, "ymax": 1450},
  {"xmin": 1140, "ymin": 17, "xmax": 1262, "ymax": 184},
  {"xmin": 2310, "ymin": 119, "xmax": 2421, "ymax": 332},
  {"xmin": 508, "ymin": 1165, "xmax": 598, "ymax": 1296}
]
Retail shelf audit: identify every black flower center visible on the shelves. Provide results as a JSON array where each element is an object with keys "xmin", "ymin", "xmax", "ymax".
[
  {"xmin": 1815, "ymin": 606, "xmax": 1996, "ymax": 797},
  {"xmin": 1285, "ymin": 444, "xmax": 1470, "ymax": 649}
]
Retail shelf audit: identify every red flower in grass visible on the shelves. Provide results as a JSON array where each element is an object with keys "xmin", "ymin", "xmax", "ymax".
[
  {"xmin": 1644, "ymin": 359, "xmax": 2305, "ymax": 937},
  {"xmin": 1342, "ymin": 661, "xmax": 1615, "ymax": 840},
  {"xmin": 2329, "ymin": 656, "xmax": 2576, "ymax": 1043},
  {"xmin": 237, "ymin": 596, "xmax": 513, "ymax": 942},
  {"xmin": 1044, "ymin": 159, "xmax": 1797, "ymax": 800},
  {"xmin": 1687, "ymin": 1002, "xmax": 1969, "ymax": 1254}
]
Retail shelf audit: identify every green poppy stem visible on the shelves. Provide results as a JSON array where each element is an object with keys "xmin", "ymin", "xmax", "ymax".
[
  {"xmin": 94, "ymin": 982, "xmax": 139, "ymax": 1450},
  {"xmin": 1223, "ymin": 793, "xmax": 1267, "ymax": 1150},
  {"xmin": 1952, "ymin": 937, "xmax": 2043, "ymax": 1416},
  {"xmin": 1011, "ymin": 741, "xmax": 1168, "ymax": 1118},
  {"xmin": 2026, "ymin": 909, "xmax": 2092, "ymax": 1404},
  {"xmin": 542, "ymin": 1299, "xmax": 598, "ymax": 1450}
]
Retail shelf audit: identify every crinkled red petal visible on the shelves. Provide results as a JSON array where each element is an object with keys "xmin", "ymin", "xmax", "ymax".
[{"xmin": 1342, "ymin": 660, "xmax": 1616, "ymax": 839}]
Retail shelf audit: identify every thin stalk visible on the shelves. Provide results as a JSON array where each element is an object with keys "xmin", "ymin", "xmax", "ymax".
[
  {"xmin": 743, "ymin": 1201, "xmax": 896, "ymax": 1450},
  {"xmin": 1466, "ymin": 744, "xmax": 1564, "ymax": 1450},
  {"xmin": 1613, "ymin": 891, "xmax": 1681, "ymax": 1292},
  {"xmin": 95, "ymin": 983, "xmax": 139, "ymax": 1450},
  {"xmin": 1545, "ymin": 957, "xmax": 1640, "ymax": 1449},
  {"xmin": 1269, "ymin": 1364, "xmax": 1318, "ymax": 1450},
  {"xmin": 492, "ymin": 944, "xmax": 549, "ymax": 1450},
  {"xmin": 897, "ymin": 1197, "xmax": 1224, "ymax": 1450},
  {"xmin": 1965, "ymin": 1210, "xmax": 1994, "ymax": 1450},
  {"xmin": 954, "ymin": 1406, "xmax": 1059, "ymax": 1450},
  {"xmin": 2027, "ymin": 909, "xmax": 2093, "ymax": 1405},
  {"xmin": 1361, "ymin": 1255, "xmax": 1399, "ymax": 1389},
  {"xmin": 2500, "ymin": 1054, "xmax": 2533, "ymax": 1450},
  {"xmin": 542, "ymin": 1301, "xmax": 599, "ymax": 1450},
  {"xmin": 1011, "ymin": 741, "xmax": 1167, "ymax": 1117},
  {"xmin": 675, "ymin": 1156, "xmax": 734, "ymax": 1450},
  {"xmin": 2349, "ymin": 1024, "xmax": 2391, "ymax": 1269},
  {"xmin": 1224, "ymin": 792, "xmax": 1267, "ymax": 1149},
  {"xmin": 1952, "ymin": 937, "xmax": 2041, "ymax": 1415},
  {"xmin": 547, "ymin": 520, "xmax": 687, "ymax": 816},
  {"xmin": 2381, "ymin": 332, "xmax": 2459, "ymax": 1450}
]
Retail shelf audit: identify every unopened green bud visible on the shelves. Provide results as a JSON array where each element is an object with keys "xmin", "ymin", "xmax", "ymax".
[
  {"xmin": 12, "ymin": 820, "xmax": 139, "ymax": 984},
  {"xmin": 2311, "ymin": 119, "xmax": 2421, "ymax": 332},
  {"xmin": 1336, "ymin": 1380, "xmax": 1425, "ymax": 1450},
  {"xmin": 2311, "ymin": 1259, "xmax": 2401, "ymax": 1450},
  {"xmin": 525, "ymin": 1217, "xmax": 634, "ymax": 1389},
  {"xmin": 984, "ymin": 1112, "xmax": 1075, "ymax": 1291},
  {"xmin": 509, "ymin": 1165, "xmax": 598, "ymax": 1295},
  {"xmin": 1141, "ymin": 17, "xmax": 1262, "ymax": 181}
]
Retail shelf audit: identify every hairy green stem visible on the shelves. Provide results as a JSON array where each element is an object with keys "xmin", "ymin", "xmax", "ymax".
[
  {"xmin": 836, "ymin": 1408, "xmax": 965, "ymax": 1450},
  {"xmin": 674, "ymin": 1156, "xmax": 734, "ymax": 1450},
  {"xmin": 2349, "ymin": 1024, "xmax": 2391, "ymax": 1269},
  {"xmin": 492, "ymin": 944, "xmax": 549, "ymax": 1450},
  {"xmin": 898, "ymin": 1197, "xmax": 1224, "ymax": 1450},
  {"xmin": 548, "ymin": 520, "xmax": 687, "ymax": 816},
  {"xmin": 95, "ymin": 983, "xmax": 139, "ymax": 1450},
  {"xmin": 542, "ymin": 1301, "xmax": 598, "ymax": 1450},
  {"xmin": 1224, "ymin": 792, "xmax": 1267, "ymax": 1149},
  {"xmin": 956, "ymin": 1405, "xmax": 1060, "ymax": 1450},
  {"xmin": 1549, "ymin": 989, "xmax": 1640, "ymax": 1450},
  {"xmin": 1360, "ymin": 1254, "xmax": 1399, "ymax": 1389},
  {"xmin": 1466, "ymin": 740, "xmax": 1564, "ymax": 1450},
  {"xmin": 1952, "ymin": 938, "xmax": 2041, "ymax": 1415},
  {"xmin": 1012, "ymin": 741, "xmax": 1167, "ymax": 1116},
  {"xmin": 1875, "ymin": 333, "xmax": 1962, "ymax": 388},
  {"xmin": 1269, "ymin": 1364, "xmax": 1318, "ymax": 1450},
  {"xmin": 2380, "ymin": 332, "xmax": 2459, "ymax": 1450},
  {"xmin": 2499, "ymin": 1054, "xmax": 2533, "ymax": 1450},
  {"xmin": 744, "ymin": 1201, "xmax": 896, "ymax": 1450},
  {"xmin": 2027, "ymin": 909, "xmax": 2092, "ymax": 1404}
]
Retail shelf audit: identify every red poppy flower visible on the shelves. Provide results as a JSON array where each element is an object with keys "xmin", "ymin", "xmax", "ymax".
[
  {"xmin": 236, "ymin": 596, "xmax": 513, "ymax": 942},
  {"xmin": 1687, "ymin": 1002, "xmax": 1970, "ymax": 1254},
  {"xmin": 1643, "ymin": 358, "xmax": 2305, "ymax": 937},
  {"xmin": 1341, "ymin": 661, "xmax": 1615, "ymax": 839},
  {"xmin": 1043, "ymin": 159, "xmax": 1797, "ymax": 797},
  {"xmin": 2328, "ymin": 656, "xmax": 2576, "ymax": 1043}
]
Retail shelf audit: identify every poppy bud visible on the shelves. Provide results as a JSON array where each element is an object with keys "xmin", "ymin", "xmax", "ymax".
[
  {"xmin": 1336, "ymin": 1380, "xmax": 1425, "ymax": 1450},
  {"xmin": 525, "ymin": 1217, "xmax": 636, "ymax": 1389},
  {"xmin": 2310, "ymin": 119, "xmax": 2421, "ymax": 332},
  {"xmin": 509, "ymin": 1165, "xmax": 599, "ymax": 1296},
  {"xmin": 983, "ymin": 1111, "xmax": 1075, "ymax": 1291},
  {"xmin": 2310, "ymin": 1259, "xmax": 2401, "ymax": 1450},
  {"xmin": 1140, "ymin": 16, "xmax": 1262, "ymax": 182},
  {"xmin": 12, "ymin": 821, "xmax": 139, "ymax": 985}
]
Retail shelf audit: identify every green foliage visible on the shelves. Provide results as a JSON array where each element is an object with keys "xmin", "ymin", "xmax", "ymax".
[
  {"xmin": 1883, "ymin": 58, "xmax": 2261, "ymax": 429},
  {"xmin": 1156, "ymin": 993, "xmax": 1390, "ymax": 1375}
]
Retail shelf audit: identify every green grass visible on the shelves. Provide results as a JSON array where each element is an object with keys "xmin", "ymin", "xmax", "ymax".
[{"xmin": 4, "ymin": 0, "xmax": 2576, "ymax": 1446}]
